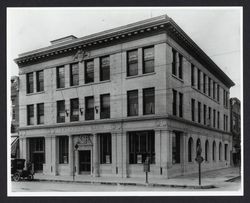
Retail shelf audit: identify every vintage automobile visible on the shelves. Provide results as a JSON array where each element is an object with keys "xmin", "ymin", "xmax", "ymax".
[{"xmin": 11, "ymin": 158, "xmax": 34, "ymax": 181}]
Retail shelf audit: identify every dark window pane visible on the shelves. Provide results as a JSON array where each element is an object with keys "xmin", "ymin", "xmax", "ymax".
[
  {"xmin": 191, "ymin": 99, "xmax": 195, "ymax": 122},
  {"xmin": 127, "ymin": 50, "xmax": 138, "ymax": 76},
  {"xmin": 100, "ymin": 94, "xmax": 110, "ymax": 119},
  {"xmin": 36, "ymin": 71, "xmax": 44, "ymax": 92},
  {"xmin": 191, "ymin": 64, "xmax": 195, "ymax": 86},
  {"xmin": 70, "ymin": 63, "xmax": 79, "ymax": 86},
  {"xmin": 127, "ymin": 90, "xmax": 138, "ymax": 116},
  {"xmin": 172, "ymin": 132, "xmax": 180, "ymax": 164},
  {"xmin": 179, "ymin": 92, "xmax": 183, "ymax": 117},
  {"xmin": 178, "ymin": 54, "xmax": 183, "ymax": 79},
  {"xmin": 27, "ymin": 104, "xmax": 34, "ymax": 125},
  {"xmin": 172, "ymin": 49, "xmax": 177, "ymax": 76},
  {"xmin": 57, "ymin": 100, "xmax": 65, "ymax": 123},
  {"xmin": 198, "ymin": 102, "xmax": 201, "ymax": 123},
  {"xmin": 172, "ymin": 89, "xmax": 177, "ymax": 116},
  {"xmin": 100, "ymin": 56, "xmax": 110, "ymax": 81},
  {"xmin": 27, "ymin": 73, "xmax": 34, "ymax": 93},
  {"xmin": 59, "ymin": 136, "xmax": 69, "ymax": 164},
  {"xmin": 143, "ymin": 47, "xmax": 154, "ymax": 74},
  {"xmin": 70, "ymin": 98, "xmax": 79, "ymax": 122},
  {"xmin": 57, "ymin": 66, "xmax": 65, "ymax": 88},
  {"xmin": 85, "ymin": 96, "xmax": 94, "ymax": 120},
  {"xmin": 37, "ymin": 103, "xmax": 44, "ymax": 124},
  {"xmin": 85, "ymin": 60, "xmax": 94, "ymax": 83},
  {"xmin": 100, "ymin": 133, "xmax": 112, "ymax": 164},
  {"xmin": 143, "ymin": 88, "xmax": 155, "ymax": 115},
  {"xmin": 188, "ymin": 138, "xmax": 193, "ymax": 162}
]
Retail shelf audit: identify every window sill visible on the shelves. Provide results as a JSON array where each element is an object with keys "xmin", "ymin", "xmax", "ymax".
[
  {"xmin": 26, "ymin": 91, "xmax": 45, "ymax": 96},
  {"xmin": 126, "ymin": 72, "xmax": 156, "ymax": 80},
  {"xmin": 172, "ymin": 74, "xmax": 184, "ymax": 83}
]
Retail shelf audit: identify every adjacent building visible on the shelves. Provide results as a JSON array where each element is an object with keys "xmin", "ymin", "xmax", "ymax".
[
  {"xmin": 230, "ymin": 97, "xmax": 241, "ymax": 166},
  {"xmin": 11, "ymin": 76, "xmax": 20, "ymax": 158},
  {"xmin": 15, "ymin": 15, "xmax": 234, "ymax": 178}
]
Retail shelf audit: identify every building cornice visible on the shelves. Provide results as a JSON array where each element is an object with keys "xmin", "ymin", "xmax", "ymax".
[{"xmin": 14, "ymin": 15, "xmax": 235, "ymax": 88}]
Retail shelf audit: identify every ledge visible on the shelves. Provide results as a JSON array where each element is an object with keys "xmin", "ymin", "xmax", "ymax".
[
  {"xmin": 172, "ymin": 74, "xmax": 184, "ymax": 83},
  {"xmin": 26, "ymin": 91, "xmax": 45, "ymax": 96},
  {"xmin": 126, "ymin": 72, "xmax": 156, "ymax": 80},
  {"xmin": 191, "ymin": 86, "xmax": 220, "ymax": 105}
]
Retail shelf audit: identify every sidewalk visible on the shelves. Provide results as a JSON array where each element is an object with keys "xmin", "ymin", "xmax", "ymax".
[{"xmin": 34, "ymin": 167, "xmax": 240, "ymax": 189}]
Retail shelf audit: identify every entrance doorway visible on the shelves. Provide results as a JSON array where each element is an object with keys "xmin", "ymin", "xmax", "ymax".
[
  {"xmin": 79, "ymin": 150, "xmax": 91, "ymax": 174},
  {"xmin": 33, "ymin": 152, "xmax": 44, "ymax": 172}
]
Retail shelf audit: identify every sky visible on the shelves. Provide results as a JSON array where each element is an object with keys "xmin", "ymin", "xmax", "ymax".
[{"xmin": 7, "ymin": 7, "xmax": 242, "ymax": 100}]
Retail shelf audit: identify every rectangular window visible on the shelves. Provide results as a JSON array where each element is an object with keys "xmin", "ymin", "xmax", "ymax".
[
  {"xmin": 100, "ymin": 94, "xmax": 110, "ymax": 119},
  {"xmin": 179, "ymin": 92, "xmax": 183, "ymax": 117},
  {"xmin": 224, "ymin": 114, "xmax": 226, "ymax": 131},
  {"xmin": 100, "ymin": 133, "xmax": 112, "ymax": 164},
  {"xmin": 129, "ymin": 131, "xmax": 155, "ymax": 164},
  {"xmin": 57, "ymin": 100, "xmax": 65, "ymax": 123},
  {"xmin": 85, "ymin": 59, "xmax": 94, "ymax": 83},
  {"xmin": 27, "ymin": 104, "xmax": 34, "ymax": 125},
  {"xmin": 70, "ymin": 98, "xmax": 79, "ymax": 122},
  {"xmin": 36, "ymin": 70, "xmax": 44, "ymax": 92},
  {"xmin": 172, "ymin": 49, "xmax": 177, "ymax": 76},
  {"xmin": 57, "ymin": 66, "xmax": 65, "ymax": 88},
  {"xmin": 191, "ymin": 64, "xmax": 195, "ymax": 87},
  {"xmin": 100, "ymin": 56, "xmax": 110, "ymax": 81},
  {"xmin": 143, "ymin": 46, "xmax": 154, "ymax": 74},
  {"xmin": 208, "ymin": 77, "xmax": 211, "ymax": 97},
  {"xmin": 70, "ymin": 63, "xmax": 79, "ymax": 86},
  {"xmin": 203, "ymin": 74, "xmax": 206, "ymax": 94},
  {"xmin": 208, "ymin": 107, "xmax": 211, "ymax": 126},
  {"xmin": 172, "ymin": 89, "xmax": 177, "ymax": 116},
  {"xmin": 204, "ymin": 104, "xmax": 207, "ymax": 125},
  {"xmin": 197, "ymin": 69, "xmax": 201, "ymax": 90},
  {"xmin": 59, "ymin": 136, "xmax": 69, "ymax": 164},
  {"xmin": 217, "ymin": 84, "xmax": 220, "ymax": 102},
  {"xmin": 225, "ymin": 144, "xmax": 228, "ymax": 161},
  {"xmin": 143, "ymin": 88, "xmax": 155, "ymax": 115},
  {"xmin": 127, "ymin": 50, "xmax": 138, "ymax": 76},
  {"xmin": 213, "ymin": 81, "xmax": 216, "ymax": 99},
  {"xmin": 172, "ymin": 132, "xmax": 181, "ymax": 164},
  {"xmin": 26, "ymin": 72, "xmax": 34, "ymax": 94},
  {"xmin": 217, "ymin": 111, "xmax": 220, "ymax": 129},
  {"xmin": 213, "ymin": 109, "xmax": 216, "ymax": 128},
  {"xmin": 127, "ymin": 90, "xmax": 138, "ymax": 116},
  {"xmin": 225, "ymin": 92, "xmax": 229, "ymax": 107},
  {"xmin": 198, "ymin": 102, "xmax": 201, "ymax": 123},
  {"xmin": 191, "ymin": 99, "xmax": 195, "ymax": 122},
  {"xmin": 37, "ymin": 103, "xmax": 44, "ymax": 125},
  {"xmin": 85, "ymin": 96, "xmax": 94, "ymax": 120},
  {"xmin": 178, "ymin": 54, "xmax": 183, "ymax": 79}
]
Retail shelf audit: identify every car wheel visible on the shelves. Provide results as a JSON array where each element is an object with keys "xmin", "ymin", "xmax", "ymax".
[
  {"xmin": 13, "ymin": 173, "xmax": 20, "ymax": 181},
  {"xmin": 27, "ymin": 174, "xmax": 34, "ymax": 181}
]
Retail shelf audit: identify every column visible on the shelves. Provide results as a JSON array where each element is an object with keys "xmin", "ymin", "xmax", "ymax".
[
  {"xmin": 181, "ymin": 133, "xmax": 188, "ymax": 174},
  {"xmin": 167, "ymin": 131, "xmax": 173, "ymax": 169},
  {"xmin": 93, "ymin": 133, "xmax": 99, "ymax": 177},
  {"xmin": 122, "ymin": 132, "xmax": 128, "ymax": 178},
  {"xmin": 75, "ymin": 150, "xmax": 79, "ymax": 175},
  {"xmin": 68, "ymin": 135, "xmax": 73, "ymax": 175},
  {"xmin": 65, "ymin": 64, "xmax": 70, "ymax": 87},
  {"xmin": 79, "ymin": 61, "xmax": 85, "ymax": 86},
  {"xmin": 116, "ymin": 132, "xmax": 123, "ymax": 177},
  {"xmin": 44, "ymin": 136, "xmax": 52, "ymax": 175},
  {"xmin": 161, "ymin": 130, "xmax": 169, "ymax": 177},
  {"xmin": 138, "ymin": 48, "xmax": 143, "ymax": 75},
  {"xmin": 51, "ymin": 136, "xmax": 57, "ymax": 175},
  {"xmin": 94, "ymin": 58, "xmax": 100, "ymax": 83},
  {"xmin": 138, "ymin": 89, "xmax": 143, "ymax": 116},
  {"xmin": 111, "ymin": 133, "xmax": 117, "ymax": 175},
  {"xmin": 155, "ymin": 130, "xmax": 161, "ymax": 169},
  {"xmin": 33, "ymin": 72, "xmax": 37, "ymax": 93}
]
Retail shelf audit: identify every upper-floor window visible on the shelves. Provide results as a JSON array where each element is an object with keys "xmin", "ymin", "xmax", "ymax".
[
  {"xmin": 213, "ymin": 109, "xmax": 216, "ymax": 128},
  {"xmin": 172, "ymin": 49, "xmax": 177, "ymax": 76},
  {"xmin": 70, "ymin": 98, "xmax": 79, "ymax": 122},
  {"xmin": 59, "ymin": 136, "xmax": 69, "ymax": 164},
  {"xmin": 172, "ymin": 89, "xmax": 177, "ymax": 116},
  {"xmin": 203, "ymin": 73, "xmax": 206, "ymax": 94},
  {"xmin": 127, "ymin": 50, "xmax": 138, "ymax": 77},
  {"xmin": 36, "ymin": 70, "xmax": 44, "ymax": 92},
  {"xmin": 197, "ymin": 69, "xmax": 201, "ymax": 90},
  {"xmin": 213, "ymin": 81, "xmax": 216, "ymax": 99},
  {"xmin": 100, "ymin": 56, "xmax": 110, "ymax": 81},
  {"xmin": 100, "ymin": 133, "xmax": 112, "ymax": 164},
  {"xmin": 57, "ymin": 100, "xmax": 65, "ymax": 123},
  {"xmin": 70, "ymin": 63, "xmax": 79, "ymax": 86},
  {"xmin": 26, "ymin": 72, "xmax": 34, "ymax": 94},
  {"xmin": 85, "ymin": 96, "xmax": 94, "ymax": 120},
  {"xmin": 204, "ymin": 104, "xmax": 207, "ymax": 125},
  {"xmin": 100, "ymin": 94, "xmax": 110, "ymax": 119},
  {"xmin": 179, "ymin": 92, "xmax": 183, "ymax": 117},
  {"xmin": 143, "ymin": 46, "xmax": 154, "ymax": 74},
  {"xmin": 208, "ymin": 77, "xmax": 211, "ymax": 97},
  {"xmin": 143, "ymin": 87, "xmax": 155, "ymax": 115},
  {"xmin": 178, "ymin": 54, "xmax": 183, "ymax": 79},
  {"xmin": 217, "ymin": 84, "xmax": 220, "ymax": 102},
  {"xmin": 57, "ymin": 66, "xmax": 65, "ymax": 88},
  {"xmin": 37, "ymin": 103, "xmax": 44, "ymax": 125},
  {"xmin": 191, "ymin": 64, "xmax": 195, "ymax": 87},
  {"xmin": 27, "ymin": 104, "xmax": 34, "ymax": 125},
  {"xmin": 217, "ymin": 111, "xmax": 220, "ymax": 129},
  {"xmin": 225, "ymin": 144, "xmax": 228, "ymax": 161},
  {"xmin": 208, "ymin": 107, "xmax": 211, "ymax": 126},
  {"xmin": 85, "ymin": 59, "xmax": 94, "ymax": 84},
  {"xmin": 127, "ymin": 90, "xmax": 138, "ymax": 116},
  {"xmin": 198, "ymin": 101, "xmax": 201, "ymax": 123},
  {"xmin": 191, "ymin": 98, "xmax": 195, "ymax": 122}
]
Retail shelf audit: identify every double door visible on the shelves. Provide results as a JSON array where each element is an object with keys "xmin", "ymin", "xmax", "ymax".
[{"xmin": 79, "ymin": 150, "xmax": 91, "ymax": 174}]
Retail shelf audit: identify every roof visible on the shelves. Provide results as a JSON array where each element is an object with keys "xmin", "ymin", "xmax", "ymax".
[{"xmin": 14, "ymin": 14, "xmax": 235, "ymax": 88}]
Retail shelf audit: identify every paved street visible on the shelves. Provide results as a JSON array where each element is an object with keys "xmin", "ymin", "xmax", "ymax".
[{"xmin": 11, "ymin": 177, "xmax": 241, "ymax": 192}]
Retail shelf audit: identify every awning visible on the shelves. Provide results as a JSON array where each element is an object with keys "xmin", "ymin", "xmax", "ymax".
[{"xmin": 11, "ymin": 137, "xmax": 19, "ymax": 158}]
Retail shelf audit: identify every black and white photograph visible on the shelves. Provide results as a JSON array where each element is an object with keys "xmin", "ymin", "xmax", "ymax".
[{"xmin": 7, "ymin": 7, "xmax": 243, "ymax": 196}]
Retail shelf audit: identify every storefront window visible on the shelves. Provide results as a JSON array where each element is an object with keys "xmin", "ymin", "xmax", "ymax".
[
  {"xmin": 59, "ymin": 136, "xmax": 69, "ymax": 164},
  {"xmin": 172, "ymin": 132, "xmax": 180, "ymax": 164},
  {"xmin": 100, "ymin": 133, "xmax": 112, "ymax": 164}
]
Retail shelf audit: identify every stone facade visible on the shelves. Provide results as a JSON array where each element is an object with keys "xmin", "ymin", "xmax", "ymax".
[{"xmin": 16, "ymin": 15, "xmax": 234, "ymax": 178}]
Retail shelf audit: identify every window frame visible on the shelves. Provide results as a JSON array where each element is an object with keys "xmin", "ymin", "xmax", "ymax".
[
  {"xmin": 172, "ymin": 132, "xmax": 181, "ymax": 164},
  {"xmin": 37, "ymin": 103, "xmax": 44, "ymax": 125},
  {"xmin": 127, "ymin": 49, "xmax": 138, "ymax": 77},
  {"xmin": 85, "ymin": 96, "xmax": 94, "ymax": 120},
  {"xmin": 100, "ymin": 133, "xmax": 112, "ymax": 164},
  {"xmin": 100, "ymin": 56, "xmax": 110, "ymax": 81},
  {"xmin": 70, "ymin": 63, "xmax": 79, "ymax": 86},
  {"xmin": 100, "ymin": 94, "xmax": 110, "ymax": 119},
  {"xmin": 27, "ymin": 104, "xmax": 34, "ymax": 125},
  {"xmin": 26, "ymin": 72, "xmax": 34, "ymax": 94},
  {"xmin": 56, "ymin": 66, "xmax": 65, "ymax": 89},
  {"xmin": 59, "ymin": 136, "xmax": 69, "ymax": 164},
  {"xmin": 70, "ymin": 98, "xmax": 79, "ymax": 122},
  {"xmin": 143, "ymin": 46, "xmax": 155, "ymax": 74},
  {"xmin": 36, "ymin": 70, "xmax": 44, "ymax": 92},
  {"xmin": 143, "ymin": 87, "xmax": 155, "ymax": 115},
  {"xmin": 127, "ymin": 90, "xmax": 138, "ymax": 117},
  {"xmin": 57, "ymin": 100, "xmax": 65, "ymax": 123},
  {"xmin": 85, "ymin": 59, "xmax": 94, "ymax": 84}
]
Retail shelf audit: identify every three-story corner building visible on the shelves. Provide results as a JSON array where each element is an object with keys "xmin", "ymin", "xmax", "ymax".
[{"xmin": 15, "ymin": 15, "xmax": 234, "ymax": 178}]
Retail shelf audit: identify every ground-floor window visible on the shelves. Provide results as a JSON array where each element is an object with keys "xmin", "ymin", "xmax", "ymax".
[
  {"xmin": 205, "ymin": 140, "xmax": 209, "ymax": 161},
  {"xmin": 59, "ymin": 136, "xmax": 69, "ymax": 164},
  {"xmin": 213, "ymin": 141, "xmax": 216, "ymax": 161},
  {"xmin": 129, "ymin": 130, "xmax": 155, "ymax": 164},
  {"xmin": 225, "ymin": 144, "xmax": 228, "ymax": 161},
  {"xmin": 172, "ymin": 132, "xmax": 181, "ymax": 164},
  {"xmin": 29, "ymin": 137, "xmax": 45, "ymax": 171},
  {"xmin": 219, "ymin": 142, "xmax": 222, "ymax": 161},
  {"xmin": 100, "ymin": 133, "xmax": 112, "ymax": 164},
  {"xmin": 188, "ymin": 137, "xmax": 193, "ymax": 162}
]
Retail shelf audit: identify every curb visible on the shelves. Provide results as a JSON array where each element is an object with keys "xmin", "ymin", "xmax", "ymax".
[
  {"xmin": 225, "ymin": 176, "xmax": 241, "ymax": 182},
  {"xmin": 32, "ymin": 178, "xmax": 215, "ymax": 189}
]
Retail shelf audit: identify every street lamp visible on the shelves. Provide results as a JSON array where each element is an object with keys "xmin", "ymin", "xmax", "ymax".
[
  {"xmin": 73, "ymin": 143, "xmax": 79, "ymax": 181},
  {"xmin": 195, "ymin": 143, "xmax": 204, "ymax": 186}
]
